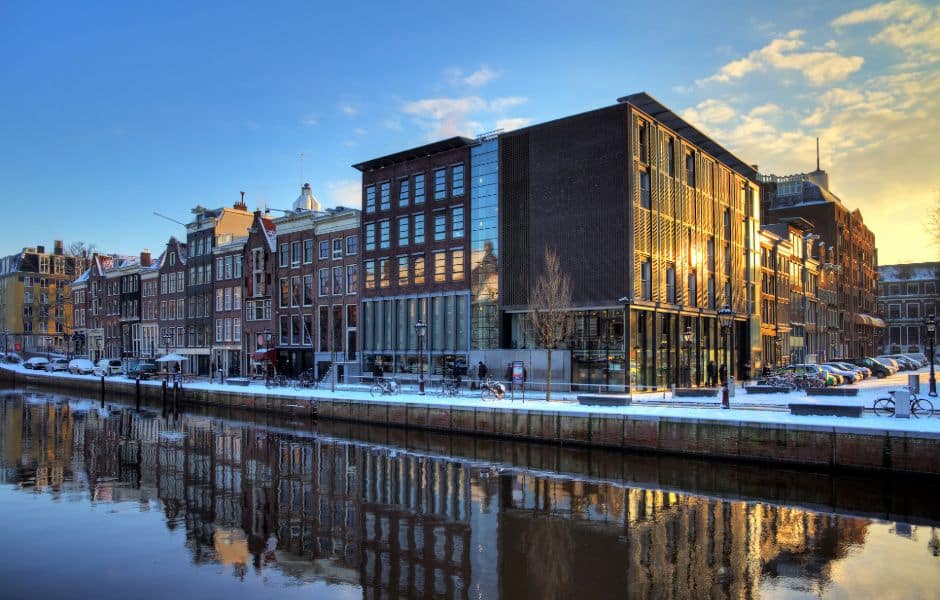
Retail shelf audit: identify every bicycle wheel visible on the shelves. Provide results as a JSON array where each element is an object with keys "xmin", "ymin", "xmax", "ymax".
[
  {"xmin": 293, "ymin": 379, "xmax": 303, "ymax": 391},
  {"xmin": 873, "ymin": 397, "xmax": 895, "ymax": 417},
  {"xmin": 482, "ymin": 387, "xmax": 495, "ymax": 401},
  {"xmin": 370, "ymin": 383, "xmax": 382, "ymax": 397},
  {"xmin": 912, "ymin": 397, "xmax": 934, "ymax": 418}
]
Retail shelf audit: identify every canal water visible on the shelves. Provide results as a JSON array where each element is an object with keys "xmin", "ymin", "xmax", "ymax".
[{"xmin": 1, "ymin": 389, "xmax": 939, "ymax": 599}]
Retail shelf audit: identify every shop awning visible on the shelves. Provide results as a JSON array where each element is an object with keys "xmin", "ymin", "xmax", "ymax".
[
  {"xmin": 854, "ymin": 314, "xmax": 873, "ymax": 326},
  {"xmin": 252, "ymin": 348, "xmax": 277, "ymax": 361},
  {"xmin": 870, "ymin": 317, "xmax": 886, "ymax": 328}
]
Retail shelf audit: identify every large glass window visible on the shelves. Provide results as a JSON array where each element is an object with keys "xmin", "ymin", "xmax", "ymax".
[
  {"xmin": 434, "ymin": 212, "xmax": 446, "ymax": 241},
  {"xmin": 279, "ymin": 277, "xmax": 288, "ymax": 308},
  {"xmin": 398, "ymin": 178, "xmax": 410, "ymax": 207},
  {"xmin": 380, "ymin": 181, "xmax": 391, "ymax": 211},
  {"xmin": 414, "ymin": 174, "xmax": 425, "ymax": 204},
  {"xmin": 414, "ymin": 214, "xmax": 425, "ymax": 244},
  {"xmin": 452, "ymin": 206, "xmax": 464, "ymax": 238},
  {"xmin": 434, "ymin": 168, "xmax": 446, "ymax": 200},
  {"xmin": 365, "ymin": 185, "xmax": 376, "ymax": 213},
  {"xmin": 451, "ymin": 164, "xmax": 464, "ymax": 196}
]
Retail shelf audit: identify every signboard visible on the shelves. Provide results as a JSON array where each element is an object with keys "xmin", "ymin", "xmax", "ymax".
[{"xmin": 512, "ymin": 361, "xmax": 525, "ymax": 385}]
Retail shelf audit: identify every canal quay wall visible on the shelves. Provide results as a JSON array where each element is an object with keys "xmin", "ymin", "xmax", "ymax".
[{"xmin": 4, "ymin": 366, "xmax": 940, "ymax": 476}]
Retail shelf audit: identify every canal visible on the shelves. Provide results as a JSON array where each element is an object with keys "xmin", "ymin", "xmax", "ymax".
[{"xmin": 1, "ymin": 388, "xmax": 939, "ymax": 599}]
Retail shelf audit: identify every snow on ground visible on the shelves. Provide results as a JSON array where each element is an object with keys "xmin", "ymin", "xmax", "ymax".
[{"xmin": 3, "ymin": 362, "xmax": 939, "ymax": 434}]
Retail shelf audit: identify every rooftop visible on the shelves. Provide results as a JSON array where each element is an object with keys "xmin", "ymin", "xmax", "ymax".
[{"xmin": 352, "ymin": 137, "xmax": 474, "ymax": 172}]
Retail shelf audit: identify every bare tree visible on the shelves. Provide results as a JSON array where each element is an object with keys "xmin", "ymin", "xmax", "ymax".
[
  {"xmin": 527, "ymin": 248, "xmax": 573, "ymax": 402},
  {"xmin": 929, "ymin": 192, "xmax": 940, "ymax": 256},
  {"xmin": 67, "ymin": 241, "xmax": 96, "ymax": 258}
]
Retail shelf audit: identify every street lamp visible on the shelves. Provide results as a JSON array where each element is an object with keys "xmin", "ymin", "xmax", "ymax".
[
  {"xmin": 717, "ymin": 305, "xmax": 734, "ymax": 409},
  {"xmin": 773, "ymin": 335, "xmax": 782, "ymax": 369},
  {"xmin": 926, "ymin": 314, "xmax": 936, "ymax": 397},
  {"xmin": 415, "ymin": 320, "xmax": 427, "ymax": 395},
  {"xmin": 618, "ymin": 296, "xmax": 632, "ymax": 392},
  {"xmin": 682, "ymin": 326, "xmax": 694, "ymax": 387},
  {"xmin": 263, "ymin": 328, "xmax": 273, "ymax": 385}
]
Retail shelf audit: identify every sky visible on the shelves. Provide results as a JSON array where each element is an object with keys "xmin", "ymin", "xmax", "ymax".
[{"xmin": 1, "ymin": 0, "xmax": 937, "ymax": 265}]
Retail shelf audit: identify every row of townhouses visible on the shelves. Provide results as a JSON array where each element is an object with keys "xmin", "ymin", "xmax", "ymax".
[{"xmin": 2, "ymin": 92, "xmax": 903, "ymax": 390}]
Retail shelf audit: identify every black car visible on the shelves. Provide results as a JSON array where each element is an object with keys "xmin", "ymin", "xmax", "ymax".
[
  {"xmin": 844, "ymin": 357, "xmax": 890, "ymax": 378},
  {"xmin": 126, "ymin": 362, "xmax": 159, "ymax": 380}
]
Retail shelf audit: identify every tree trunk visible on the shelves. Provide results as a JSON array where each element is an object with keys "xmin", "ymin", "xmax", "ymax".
[{"xmin": 546, "ymin": 349, "xmax": 553, "ymax": 402}]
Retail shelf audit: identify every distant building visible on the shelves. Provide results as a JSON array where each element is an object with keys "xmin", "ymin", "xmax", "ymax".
[
  {"xmin": 877, "ymin": 262, "xmax": 939, "ymax": 354},
  {"xmin": 759, "ymin": 152, "xmax": 880, "ymax": 358},
  {"xmin": 0, "ymin": 240, "xmax": 87, "ymax": 355}
]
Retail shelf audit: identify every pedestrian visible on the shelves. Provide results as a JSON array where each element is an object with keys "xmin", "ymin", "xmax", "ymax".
[
  {"xmin": 373, "ymin": 361, "xmax": 384, "ymax": 380},
  {"xmin": 719, "ymin": 363, "xmax": 728, "ymax": 386},
  {"xmin": 478, "ymin": 361, "xmax": 488, "ymax": 385},
  {"xmin": 707, "ymin": 361, "xmax": 717, "ymax": 387}
]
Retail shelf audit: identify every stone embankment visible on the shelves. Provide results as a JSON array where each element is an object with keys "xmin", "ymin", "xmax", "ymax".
[{"xmin": 4, "ymin": 366, "xmax": 940, "ymax": 475}]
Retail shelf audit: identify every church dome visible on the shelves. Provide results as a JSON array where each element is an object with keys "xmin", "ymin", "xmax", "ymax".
[{"xmin": 292, "ymin": 183, "xmax": 321, "ymax": 212}]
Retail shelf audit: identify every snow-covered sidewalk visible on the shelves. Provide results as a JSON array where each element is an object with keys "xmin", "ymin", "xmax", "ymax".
[{"xmin": 4, "ymin": 362, "xmax": 940, "ymax": 435}]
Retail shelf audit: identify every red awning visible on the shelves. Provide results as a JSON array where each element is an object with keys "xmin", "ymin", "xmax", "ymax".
[{"xmin": 252, "ymin": 348, "xmax": 277, "ymax": 361}]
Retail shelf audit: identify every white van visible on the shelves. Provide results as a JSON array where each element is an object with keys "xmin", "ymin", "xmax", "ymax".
[{"xmin": 94, "ymin": 358, "xmax": 123, "ymax": 376}]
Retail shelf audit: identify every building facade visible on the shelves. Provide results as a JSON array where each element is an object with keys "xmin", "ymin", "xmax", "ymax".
[
  {"xmin": 878, "ymin": 262, "xmax": 939, "ymax": 354},
  {"xmin": 0, "ymin": 241, "xmax": 86, "ymax": 355},
  {"xmin": 243, "ymin": 210, "xmax": 277, "ymax": 376},
  {"xmin": 211, "ymin": 236, "xmax": 244, "ymax": 377},
  {"xmin": 158, "ymin": 237, "xmax": 188, "ymax": 360}
]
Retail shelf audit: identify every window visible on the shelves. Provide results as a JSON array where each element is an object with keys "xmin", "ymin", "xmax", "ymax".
[
  {"xmin": 332, "ymin": 238, "xmax": 343, "ymax": 259},
  {"xmin": 216, "ymin": 319, "xmax": 224, "ymax": 343},
  {"xmin": 332, "ymin": 266, "xmax": 343, "ymax": 295},
  {"xmin": 379, "ymin": 258, "xmax": 390, "ymax": 288},
  {"xmin": 667, "ymin": 137, "xmax": 676, "ymax": 178},
  {"xmin": 708, "ymin": 276, "xmax": 715, "ymax": 309},
  {"xmin": 640, "ymin": 259, "xmax": 651, "ymax": 300},
  {"xmin": 303, "ymin": 239, "xmax": 313, "ymax": 263},
  {"xmin": 434, "ymin": 251, "xmax": 447, "ymax": 283},
  {"xmin": 216, "ymin": 257, "xmax": 224, "ymax": 277},
  {"xmin": 224, "ymin": 287, "xmax": 232, "ymax": 311},
  {"xmin": 346, "ymin": 265, "xmax": 358, "ymax": 293},
  {"xmin": 233, "ymin": 287, "xmax": 241, "ymax": 310},
  {"xmin": 666, "ymin": 265, "xmax": 676, "ymax": 304},
  {"xmin": 279, "ymin": 278, "xmax": 288, "ymax": 308},
  {"xmin": 398, "ymin": 178, "xmax": 410, "ymax": 207},
  {"xmin": 279, "ymin": 243, "xmax": 288, "ymax": 267},
  {"xmin": 291, "ymin": 275, "xmax": 301, "ymax": 307},
  {"xmin": 365, "ymin": 223, "xmax": 376, "ymax": 252},
  {"xmin": 380, "ymin": 181, "xmax": 390, "ymax": 210},
  {"xmin": 414, "ymin": 255, "xmax": 425, "ymax": 285},
  {"xmin": 688, "ymin": 272, "xmax": 697, "ymax": 307},
  {"xmin": 319, "ymin": 269, "xmax": 329, "ymax": 296},
  {"xmin": 170, "ymin": 252, "xmax": 176, "ymax": 266},
  {"xmin": 398, "ymin": 256, "xmax": 409, "ymax": 286},
  {"xmin": 639, "ymin": 170, "xmax": 650, "ymax": 209},
  {"xmin": 379, "ymin": 220, "xmax": 391, "ymax": 249},
  {"xmin": 398, "ymin": 217, "xmax": 409, "ymax": 247},
  {"xmin": 451, "ymin": 164, "xmax": 464, "ymax": 196},
  {"xmin": 217, "ymin": 288, "xmax": 225, "ymax": 311},
  {"xmin": 346, "ymin": 235, "xmax": 358, "ymax": 255},
  {"xmin": 224, "ymin": 256, "xmax": 233, "ymax": 280},
  {"xmin": 291, "ymin": 241, "xmax": 301, "ymax": 266},
  {"xmin": 364, "ymin": 260, "xmax": 375, "ymax": 290},
  {"xmin": 452, "ymin": 206, "xmax": 464, "ymax": 238},
  {"xmin": 434, "ymin": 212, "xmax": 447, "ymax": 241},
  {"xmin": 303, "ymin": 275, "xmax": 313, "ymax": 306},
  {"xmin": 723, "ymin": 209, "xmax": 731, "ymax": 240},
  {"xmin": 365, "ymin": 185, "xmax": 376, "ymax": 213},
  {"xmin": 233, "ymin": 257, "xmax": 242, "ymax": 279},
  {"xmin": 908, "ymin": 303, "xmax": 921, "ymax": 319},
  {"xmin": 434, "ymin": 168, "xmax": 446, "ymax": 200},
  {"xmin": 280, "ymin": 315, "xmax": 289, "ymax": 345},
  {"xmin": 414, "ymin": 214, "xmax": 425, "ymax": 244},
  {"xmin": 319, "ymin": 239, "xmax": 329, "ymax": 259},
  {"xmin": 452, "ymin": 249, "xmax": 464, "ymax": 281},
  {"xmin": 685, "ymin": 151, "xmax": 695, "ymax": 187},
  {"xmin": 414, "ymin": 173, "xmax": 425, "ymax": 204},
  {"xmin": 907, "ymin": 283, "xmax": 919, "ymax": 295},
  {"xmin": 638, "ymin": 120, "xmax": 648, "ymax": 163}
]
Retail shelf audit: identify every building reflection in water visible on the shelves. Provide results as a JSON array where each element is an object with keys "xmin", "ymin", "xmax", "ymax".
[{"xmin": 0, "ymin": 392, "xmax": 925, "ymax": 599}]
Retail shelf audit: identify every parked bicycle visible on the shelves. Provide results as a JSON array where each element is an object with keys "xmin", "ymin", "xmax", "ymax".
[
  {"xmin": 873, "ymin": 388, "xmax": 934, "ymax": 418},
  {"xmin": 370, "ymin": 377, "xmax": 398, "ymax": 397},
  {"xmin": 293, "ymin": 368, "xmax": 318, "ymax": 390},
  {"xmin": 438, "ymin": 378, "xmax": 461, "ymax": 398},
  {"xmin": 265, "ymin": 374, "xmax": 289, "ymax": 389},
  {"xmin": 480, "ymin": 376, "xmax": 507, "ymax": 401}
]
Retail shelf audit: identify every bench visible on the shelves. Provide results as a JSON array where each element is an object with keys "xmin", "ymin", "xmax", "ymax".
[
  {"xmin": 226, "ymin": 378, "xmax": 251, "ymax": 387},
  {"xmin": 788, "ymin": 400, "xmax": 865, "ymax": 417},
  {"xmin": 674, "ymin": 387, "xmax": 719, "ymax": 397},
  {"xmin": 745, "ymin": 385, "xmax": 793, "ymax": 394},
  {"xmin": 577, "ymin": 394, "xmax": 631, "ymax": 407},
  {"xmin": 805, "ymin": 387, "xmax": 859, "ymax": 397}
]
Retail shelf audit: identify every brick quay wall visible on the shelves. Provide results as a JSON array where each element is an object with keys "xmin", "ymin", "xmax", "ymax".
[{"xmin": 3, "ymin": 367, "xmax": 940, "ymax": 476}]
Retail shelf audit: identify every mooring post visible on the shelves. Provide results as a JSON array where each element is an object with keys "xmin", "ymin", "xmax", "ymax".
[
  {"xmin": 135, "ymin": 376, "xmax": 141, "ymax": 411},
  {"xmin": 173, "ymin": 380, "xmax": 179, "ymax": 411},
  {"xmin": 100, "ymin": 374, "xmax": 105, "ymax": 408},
  {"xmin": 162, "ymin": 378, "xmax": 167, "ymax": 409}
]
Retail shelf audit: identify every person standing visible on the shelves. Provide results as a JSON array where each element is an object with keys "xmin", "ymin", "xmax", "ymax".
[
  {"xmin": 478, "ymin": 361, "xmax": 488, "ymax": 385},
  {"xmin": 707, "ymin": 361, "xmax": 717, "ymax": 387},
  {"xmin": 718, "ymin": 363, "xmax": 728, "ymax": 386}
]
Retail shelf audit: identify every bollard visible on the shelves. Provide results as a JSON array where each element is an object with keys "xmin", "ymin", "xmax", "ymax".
[
  {"xmin": 173, "ymin": 381, "xmax": 179, "ymax": 411},
  {"xmin": 100, "ymin": 375, "xmax": 105, "ymax": 408},
  {"xmin": 135, "ymin": 376, "xmax": 141, "ymax": 411},
  {"xmin": 895, "ymin": 389, "xmax": 911, "ymax": 418},
  {"xmin": 729, "ymin": 376, "xmax": 736, "ymax": 397},
  {"xmin": 162, "ymin": 378, "xmax": 167, "ymax": 409},
  {"xmin": 908, "ymin": 373, "xmax": 921, "ymax": 395}
]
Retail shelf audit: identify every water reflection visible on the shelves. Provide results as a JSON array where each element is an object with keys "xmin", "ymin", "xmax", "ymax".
[{"xmin": 1, "ymin": 390, "xmax": 938, "ymax": 599}]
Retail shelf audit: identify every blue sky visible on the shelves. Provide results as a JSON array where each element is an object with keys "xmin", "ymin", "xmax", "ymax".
[{"xmin": 1, "ymin": 0, "xmax": 937, "ymax": 263}]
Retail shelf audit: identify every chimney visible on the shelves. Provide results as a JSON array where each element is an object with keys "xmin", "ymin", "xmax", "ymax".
[
  {"xmin": 234, "ymin": 191, "xmax": 248, "ymax": 211},
  {"xmin": 54, "ymin": 240, "xmax": 64, "ymax": 255},
  {"xmin": 37, "ymin": 245, "xmax": 45, "ymax": 254},
  {"xmin": 140, "ymin": 250, "xmax": 152, "ymax": 267}
]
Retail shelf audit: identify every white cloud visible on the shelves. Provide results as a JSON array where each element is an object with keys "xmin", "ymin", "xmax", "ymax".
[
  {"xmin": 339, "ymin": 102, "xmax": 358, "ymax": 116},
  {"xmin": 832, "ymin": 0, "xmax": 924, "ymax": 27},
  {"xmin": 353, "ymin": 127, "xmax": 367, "ymax": 136},
  {"xmin": 402, "ymin": 96, "xmax": 488, "ymax": 138},
  {"xmin": 463, "ymin": 66, "xmax": 498, "ymax": 87},
  {"xmin": 301, "ymin": 113, "xmax": 318, "ymax": 127},
  {"xmin": 495, "ymin": 117, "xmax": 531, "ymax": 131},
  {"xmin": 833, "ymin": 0, "xmax": 940, "ymax": 55},
  {"xmin": 698, "ymin": 30, "xmax": 864, "ymax": 86},
  {"xmin": 383, "ymin": 118, "xmax": 402, "ymax": 131},
  {"xmin": 490, "ymin": 96, "xmax": 528, "ymax": 112},
  {"xmin": 325, "ymin": 180, "xmax": 361, "ymax": 209},
  {"xmin": 681, "ymin": 99, "xmax": 738, "ymax": 126}
]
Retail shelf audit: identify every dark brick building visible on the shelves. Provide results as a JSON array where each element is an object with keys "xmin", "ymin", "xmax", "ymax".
[
  {"xmin": 157, "ymin": 237, "xmax": 188, "ymax": 358},
  {"xmin": 243, "ymin": 209, "xmax": 277, "ymax": 376},
  {"xmin": 878, "ymin": 262, "xmax": 939, "ymax": 354}
]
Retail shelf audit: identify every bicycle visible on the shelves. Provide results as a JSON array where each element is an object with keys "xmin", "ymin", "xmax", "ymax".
[
  {"xmin": 293, "ymin": 368, "xmax": 319, "ymax": 390},
  {"xmin": 873, "ymin": 388, "xmax": 934, "ymax": 418},
  {"xmin": 370, "ymin": 377, "xmax": 398, "ymax": 397},
  {"xmin": 480, "ymin": 376, "xmax": 507, "ymax": 401},
  {"xmin": 265, "ymin": 374, "xmax": 289, "ymax": 389},
  {"xmin": 438, "ymin": 378, "xmax": 460, "ymax": 398}
]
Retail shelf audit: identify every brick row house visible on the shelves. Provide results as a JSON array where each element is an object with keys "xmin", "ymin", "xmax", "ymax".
[
  {"xmin": 139, "ymin": 250, "xmax": 161, "ymax": 359},
  {"xmin": 242, "ymin": 209, "xmax": 277, "ymax": 375},
  {"xmin": 211, "ymin": 236, "xmax": 244, "ymax": 376},
  {"xmin": 158, "ymin": 237, "xmax": 188, "ymax": 359}
]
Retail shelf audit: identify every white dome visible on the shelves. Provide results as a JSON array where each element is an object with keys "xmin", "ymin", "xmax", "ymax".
[{"xmin": 293, "ymin": 183, "xmax": 321, "ymax": 212}]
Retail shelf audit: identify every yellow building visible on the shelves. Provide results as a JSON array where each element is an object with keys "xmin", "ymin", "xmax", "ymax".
[{"xmin": 0, "ymin": 241, "xmax": 88, "ymax": 355}]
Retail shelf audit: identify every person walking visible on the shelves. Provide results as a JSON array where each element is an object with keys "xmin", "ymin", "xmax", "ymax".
[
  {"xmin": 707, "ymin": 361, "xmax": 717, "ymax": 387},
  {"xmin": 478, "ymin": 361, "xmax": 488, "ymax": 386},
  {"xmin": 718, "ymin": 363, "xmax": 728, "ymax": 386}
]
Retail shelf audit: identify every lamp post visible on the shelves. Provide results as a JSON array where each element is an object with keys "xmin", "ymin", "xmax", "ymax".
[
  {"xmin": 718, "ymin": 305, "xmax": 734, "ymax": 409},
  {"xmin": 773, "ymin": 335, "xmax": 782, "ymax": 369},
  {"xmin": 415, "ymin": 320, "xmax": 427, "ymax": 395},
  {"xmin": 682, "ymin": 326, "xmax": 694, "ymax": 387},
  {"xmin": 618, "ymin": 296, "xmax": 631, "ymax": 392},
  {"xmin": 926, "ymin": 315, "xmax": 936, "ymax": 397},
  {"xmin": 263, "ymin": 328, "xmax": 272, "ymax": 384}
]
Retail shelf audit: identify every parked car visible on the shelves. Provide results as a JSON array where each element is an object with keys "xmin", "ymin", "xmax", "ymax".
[
  {"xmin": 94, "ymin": 358, "xmax": 123, "ymax": 376},
  {"xmin": 885, "ymin": 354, "xmax": 920, "ymax": 370},
  {"xmin": 125, "ymin": 361, "xmax": 159, "ymax": 380},
  {"xmin": 830, "ymin": 361, "xmax": 870, "ymax": 379},
  {"xmin": 822, "ymin": 363, "xmax": 860, "ymax": 383},
  {"xmin": 783, "ymin": 364, "xmax": 836, "ymax": 386},
  {"xmin": 2, "ymin": 352, "xmax": 22, "ymax": 364},
  {"xmin": 873, "ymin": 357, "xmax": 900, "ymax": 374},
  {"xmin": 45, "ymin": 358, "xmax": 69, "ymax": 372},
  {"xmin": 846, "ymin": 357, "xmax": 891, "ymax": 377},
  {"xmin": 902, "ymin": 353, "xmax": 929, "ymax": 367},
  {"xmin": 24, "ymin": 357, "xmax": 50, "ymax": 370},
  {"xmin": 68, "ymin": 358, "xmax": 96, "ymax": 375}
]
